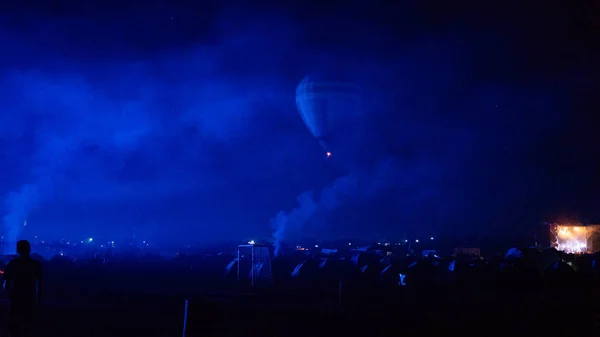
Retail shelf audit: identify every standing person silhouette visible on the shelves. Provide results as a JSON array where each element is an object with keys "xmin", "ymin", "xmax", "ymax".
[{"xmin": 2, "ymin": 240, "xmax": 43, "ymax": 337}]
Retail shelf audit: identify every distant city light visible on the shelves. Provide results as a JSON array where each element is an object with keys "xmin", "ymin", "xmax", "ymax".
[
  {"xmin": 404, "ymin": 240, "xmax": 408, "ymax": 243},
  {"xmin": 88, "ymin": 238, "xmax": 93, "ymax": 242},
  {"xmin": 248, "ymin": 240, "xmax": 255, "ymax": 245},
  {"xmin": 326, "ymin": 152, "xmax": 331, "ymax": 158},
  {"xmin": 315, "ymin": 244, "xmax": 319, "ymax": 248},
  {"xmin": 430, "ymin": 237, "xmax": 434, "ymax": 240},
  {"xmin": 415, "ymin": 239, "xmax": 419, "ymax": 243},
  {"xmin": 348, "ymin": 242, "xmax": 352, "ymax": 245}
]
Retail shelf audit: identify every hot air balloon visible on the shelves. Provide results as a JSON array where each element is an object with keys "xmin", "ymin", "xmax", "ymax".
[{"xmin": 295, "ymin": 75, "xmax": 362, "ymax": 158}]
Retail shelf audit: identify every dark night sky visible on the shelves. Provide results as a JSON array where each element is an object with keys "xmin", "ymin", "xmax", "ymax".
[{"xmin": 0, "ymin": 0, "xmax": 599, "ymax": 245}]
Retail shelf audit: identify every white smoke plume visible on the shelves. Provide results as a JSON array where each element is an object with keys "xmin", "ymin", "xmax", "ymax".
[
  {"xmin": 271, "ymin": 191, "xmax": 318, "ymax": 257},
  {"xmin": 270, "ymin": 157, "xmax": 420, "ymax": 256},
  {"xmin": 2, "ymin": 184, "xmax": 39, "ymax": 254}
]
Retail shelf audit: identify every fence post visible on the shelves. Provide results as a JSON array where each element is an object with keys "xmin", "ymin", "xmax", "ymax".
[
  {"xmin": 338, "ymin": 281, "xmax": 343, "ymax": 310},
  {"xmin": 182, "ymin": 298, "xmax": 189, "ymax": 337}
]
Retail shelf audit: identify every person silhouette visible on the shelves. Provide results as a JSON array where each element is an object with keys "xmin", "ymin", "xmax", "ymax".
[{"xmin": 2, "ymin": 240, "xmax": 43, "ymax": 337}]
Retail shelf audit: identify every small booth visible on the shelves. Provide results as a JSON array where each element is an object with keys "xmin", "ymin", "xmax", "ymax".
[{"xmin": 237, "ymin": 244, "xmax": 273, "ymax": 287}]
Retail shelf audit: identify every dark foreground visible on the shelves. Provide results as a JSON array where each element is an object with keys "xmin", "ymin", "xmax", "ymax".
[
  {"xmin": 2, "ymin": 255, "xmax": 600, "ymax": 336},
  {"xmin": 1, "ymin": 284, "xmax": 599, "ymax": 336}
]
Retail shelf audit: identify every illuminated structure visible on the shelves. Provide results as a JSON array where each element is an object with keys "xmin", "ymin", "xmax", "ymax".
[
  {"xmin": 550, "ymin": 223, "xmax": 600, "ymax": 254},
  {"xmin": 237, "ymin": 244, "xmax": 272, "ymax": 287}
]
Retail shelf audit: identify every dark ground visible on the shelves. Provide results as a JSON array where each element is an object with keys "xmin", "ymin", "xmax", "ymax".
[
  {"xmin": 1, "ymin": 288, "xmax": 597, "ymax": 337},
  {"xmin": 1, "ymin": 262, "xmax": 600, "ymax": 336}
]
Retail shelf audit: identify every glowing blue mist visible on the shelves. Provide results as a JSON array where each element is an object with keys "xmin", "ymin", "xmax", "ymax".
[
  {"xmin": 270, "ymin": 158, "xmax": 406, "ymax": 256},
  {"xmin": 2, "ymin": 184, "xmax": 38, "ymax": 254},
  {"xmin": 271, "ymin": 192, "xmax": 318, "ymax": 257}
]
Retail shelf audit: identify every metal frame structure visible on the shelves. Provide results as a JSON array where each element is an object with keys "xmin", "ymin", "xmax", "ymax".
[{"xmin": 236, "ymin": 244, "xmax": 272, "ymax": 287}]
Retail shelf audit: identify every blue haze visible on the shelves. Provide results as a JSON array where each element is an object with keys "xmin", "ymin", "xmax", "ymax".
[{"xmin": 0, "ymin": 2, "xmax": 597, "ymax": 251}]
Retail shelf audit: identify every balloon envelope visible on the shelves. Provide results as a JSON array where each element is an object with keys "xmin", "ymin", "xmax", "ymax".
[{"xmin": 295, "ymin": 75, "xmax": 362, "ymax": 154}]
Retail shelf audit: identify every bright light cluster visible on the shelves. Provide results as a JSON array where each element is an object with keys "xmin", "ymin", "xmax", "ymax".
[{"xmin": 553, "ymin": 225, "xmax": 590, "ymax": 254}]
